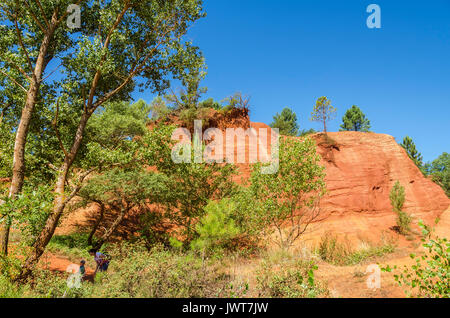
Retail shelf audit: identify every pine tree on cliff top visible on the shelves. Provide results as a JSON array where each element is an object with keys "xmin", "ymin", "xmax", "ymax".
[
  {"xmin": 339, "ymin": 105, "xmax": 371, "ymax": 132},
  {"xmin": 310, "ymin": 96, "xmax": 337, "ymax": 133},
  {"xmin": 270, "ymin": 107, "xmax": 299, "ymax": 136}
]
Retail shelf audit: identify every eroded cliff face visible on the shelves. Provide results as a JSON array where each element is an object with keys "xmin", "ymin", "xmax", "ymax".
[
  {"xmin": 234, "ymin": 124, "xmax": 449, "ymax": 243},
  {"xmin": 55, "ymin": 120, "xmax": 449, "ymax": 243},
  {"xmin": 313, "ymin": 131, "xmax": 448, "ymax": 218}
]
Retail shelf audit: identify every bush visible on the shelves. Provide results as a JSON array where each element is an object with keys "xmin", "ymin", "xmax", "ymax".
[
  {"xmin": 87, "ymin": 243, "xmax": 238, "ymax": 298},
  {"xmin": 318, "ymin": 233, "xmax": 396, "ymax": 266},
  {"xmin": 396, "ymin": 211, "xmax": 412, "ymax": 235},
  {"xmin": 0, "ymin": 274, "xmax": 23, "ymax": 298},
  {"xmin": 190, "ymin": 199, "xmax": 242, "ymax": 254},
  {"xmin": 389, "ymin": 181, "xmax": 411, "ymax": 235},
  {"xmin": 256, "ymin": 258, "xmax": 328, "ymax": 298},
  {"xmin": 382, "ymin": 222, "xmax": 450, "ymax": 298}
]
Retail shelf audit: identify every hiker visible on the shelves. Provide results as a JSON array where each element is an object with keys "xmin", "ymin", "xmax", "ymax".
[
  {"xmin": 79, "ymin": 260, "xmax": 86, "ymax": 279},
  {"xmin": 89, "ymin": 248, "xmax": 110, "ymax": 277}
]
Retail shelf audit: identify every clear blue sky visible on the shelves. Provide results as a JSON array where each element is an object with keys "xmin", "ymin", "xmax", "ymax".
[{"xmin": 136, "ymin": 0, "xmax": 450, "ymax": 162}]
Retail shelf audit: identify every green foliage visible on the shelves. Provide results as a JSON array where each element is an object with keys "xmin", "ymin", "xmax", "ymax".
[
  {"xmin": 339, "ymin": 105, "xmax": 371, "ymax": 132},
  {"xmin": 389, "ymin": 181, "xmax": 411, "ymax": 235},
  {"xmin": 190, "ymin": 199, "xmax": 242, "ymax": 253},
  {"xmin": 0, "ymin": 274, "xmax": 23, "ymax": 298},
  {"xmin": 424, "ymin": 152, "xmax": 450, "ymax": 197},
  {"xmin": 298, "ymin": 128, "xmax": 317, "ymax": 137},
  {"xmin": 310, "ymin": 96, "xmax": 337, "ymax": 133},
  {"xmin": 0, "ymin": 185, "xmax": 54, "ymax": 246},
  {"xmin": 382, "ymin": 222, "xmax": 450, "ymax": 298},
  {"xmin": 149, "ymin": 97, "xmax": 173, "ymax": 121},
  {"xmin": 179, "ymin": 106, "xmax": 212, "ymax": 130},
  {"xmin": 141, "ymin": 125, "xmax": 237, "ymax": 247},
  {"xmin": 318, "ymin": 234, "xmax": 396, "ymax": 266},
  {"xmin": 84, "ymin": 243, "xmax": 239, "ymax": 298},
  {"xmin": 244, "ymin": 137, "xmax": 325, "ymax": 249},
  {"xmin": 270, "ymin": 107, "xmax": 299, "ymax": 136},
  {"xmin": 87, "ymin": 100, "xmax": 150, "ymax": 147},
  {"xmin": 48, "ymin": 233, "xmax": 91, "ymax": 250},
  {"xmin": 400, "ymin": 136, "xmax": 424, "ymax": 169},
  {"xmin": 0, "ymin": 115, "xmax": 14, "ymax": 178},
  {"xmin": 389, "ymin": 181, "xmax": 405, "ymax": 213},
  {"xmin": 198, "ymin": 97, "xmax": 223, "ymax": 111},
  {"xmin": 79, "ymin": 168, "xmax": 168, "ymax": 209},
  {"xmin": 256, "ymin": 258, "xmax": 328, "ymax": 298}
]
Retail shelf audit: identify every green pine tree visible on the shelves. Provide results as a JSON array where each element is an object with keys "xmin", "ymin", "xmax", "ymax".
[
  {"xmin": 310, "ymin": 96, "xmax": 337, "ymax": 133},
  {"xmin": 339, "ymin": 105, "xmax": 371, "ymax": 132},
  {"xmin": 270, "ymin": 107, "xmax": 299, "ymax": 136},
  {"xmin": 400, "ymin": 136, "xmax": 423, "ymax": 169}
]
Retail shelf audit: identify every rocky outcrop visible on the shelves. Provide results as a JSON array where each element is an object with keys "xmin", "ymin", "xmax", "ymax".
[
  {"xmin": 313, "ymin": 131, "xmax": 448, "ymax": 219},
  {"xmin": 231, "ymin": 125, "xmax": 449, "ymax": 242}
]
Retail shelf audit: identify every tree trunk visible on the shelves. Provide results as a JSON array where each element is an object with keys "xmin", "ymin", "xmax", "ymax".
[
  {"xmin": 93, "ymin": 204, "xmax": 128, "ymax": 250},
  {"xmin": 17, "ymin": 111, "xmax": 91, "ymax": 280},
  {"xmin": 88, "ymin": 202, "xmax": 105, "ymax": 246},
  {"xmin": 0, "ymin": 25, "xmax": 56, "ymax": 256}
]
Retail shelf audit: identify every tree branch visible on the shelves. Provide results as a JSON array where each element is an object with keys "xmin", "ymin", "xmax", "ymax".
[
  {"xmin": 22, "ymin": 0, "xmax": 45, "ymax": 33},
  {"xmin": 52, "ymin": 98, "xmax": 69, "ymax": 158},
  {"xmin": 2, "ymin": 55, "xmax": 32, "ymax": 82},
  {"xmin": 0, "ymin": 69, "xmax": 27, "ymax": 92},
  {"xmin": 92, "ymin": 20, "xmax": 179, "ymax": 109},
  {"xmin": 34, "ymin": 0, "xmax": 49, "ymax": 28},
  {"xmin": 87, "ymin": 2, "xmax": 132, "ymax": 108},
  {"xmin": 13, "ymin": 14, "xmax": 34, "ymax": 77}
]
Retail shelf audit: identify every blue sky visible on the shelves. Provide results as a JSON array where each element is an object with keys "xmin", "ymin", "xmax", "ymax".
[{"xmin": 136, "ymin": 0, "xmax": 450, "ymax": 162}]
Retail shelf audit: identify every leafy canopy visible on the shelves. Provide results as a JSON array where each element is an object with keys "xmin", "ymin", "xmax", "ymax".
[
  {"xmin": 241, "ymin": 137, "xmax": 326, "ymax": 249},
  {"xmin": 424, "ymin": 152, "xmax": 449, "ymax": 197},
  {"xmin": 270, "ymin": 107, "xmax": 299, "ymax": 136},
  {"xmin": 339, "ymin": 105, "xmax": 371, "ymax": 132}
]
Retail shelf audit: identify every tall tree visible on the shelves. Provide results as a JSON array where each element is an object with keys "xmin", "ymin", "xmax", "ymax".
[
  {"xmin": 270, "ymin": 107, "xmax": 299, "ymax": 136},
  {"xmin": 17, "ymin": 0, "xmax": 206, "ymax": 279},
  {"xmin": 141, "ymin": 125, "xmax": 237, "ymax": 247},
  {"xmin": 245, "ymin": 137, "xmax": 325, "ymax": 250},
  {"xmin": 424, "ymin": 152, "xmax": 449, "ymax": 197},
  {"xmin": 400, "ymin": 136, "xmax": 423, "ymax": 169},
  {"xmin": 0, "ymin": 0, "xmax": 82, "ymax": 254},
  {"xmin": 310, "ymin": 96, "xmax": 336, "ymax": 133},
  {"xmin": 339, "ymin": 105, "xmax": 371, "ymax": 132}
]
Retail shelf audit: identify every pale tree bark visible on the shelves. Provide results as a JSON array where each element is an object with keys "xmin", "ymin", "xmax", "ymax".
[
  {"xmin": 17, "ymin": 5, "xmax": 132, "ymax": 278},
  {"xmin": 16, "ymin": 3, "xmax": 182, "ymax": 279},
  {"xmin": 0, "ymin": 13, "xmax": 58, "ymax": 256},
  {"xmin": 17, "ymin": 112, "xmax": 93, "ymax": 280}
]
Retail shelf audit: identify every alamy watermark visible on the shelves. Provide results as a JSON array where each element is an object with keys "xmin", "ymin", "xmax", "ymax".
[
  {"xmin": 67, "ymin": 4, "xmax": 81, "ymax": 29},
  {"xmin": 171, "ymin": 120, "xmax": 280, "ymax": 174},
  {"xmin": 366, "ymin": 264, "xmax": 381, "ymax": 290},
  {"xmin": 366, "ymin": 4, "xmax": 381, "ymax": 29}
]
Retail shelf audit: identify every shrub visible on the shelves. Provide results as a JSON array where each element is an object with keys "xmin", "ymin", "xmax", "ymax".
[
  {"xmin": 87, "ymin": 243, "xmax": 238, "ymax": 298},
  {"xmin": 396, "ymin": 211, "xmax": 412, "ymax": 235},
  {"xmin": 382, "ymin": 222, "xmax": 450, "ymax": 298},
  {"xmin": 318, "ymin": 233, "xmax": 396, "ymax": 266},
  {"xmin": 256, "ymin": 258, "xmax": 328, "ymax": 298},
  {"xmin": 389, "ymin": 181, "xmax": 411, "ymax": 235},
  {"xmin": 190, "ymin": 199, "xmax": 242, "ymax": 254},
  {"xmin": 248, "ymin": 137, "xmax": 326, "ymax": 250},
  {"xmin": 0, "ymin": 274, "xmax": 23, "ymax": 298}
]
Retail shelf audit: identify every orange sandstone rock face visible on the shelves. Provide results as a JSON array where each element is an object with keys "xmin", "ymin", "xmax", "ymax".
[
  {"xmin": 233, "ymin": 127, "xmax": 449, "ymax": 243},
  {"xmin": 56, "ymin": 120, "xmax": 449, "ymax": 244},
  {"xmin": 312, "ymin": 131, "xmax": 448, "ymax": 218}
]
